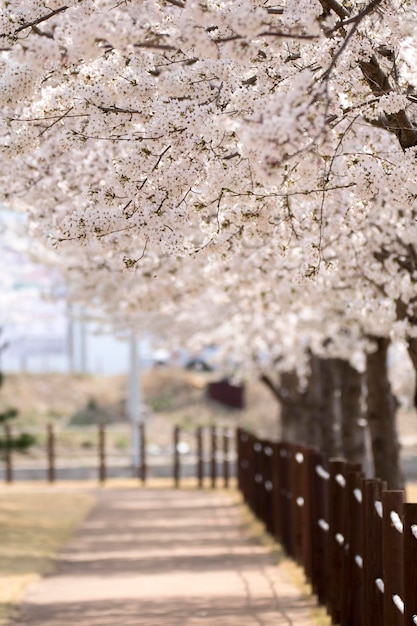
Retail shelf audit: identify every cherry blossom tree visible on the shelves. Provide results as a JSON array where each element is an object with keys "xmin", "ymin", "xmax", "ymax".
[
  {"xmin": 2, "ymin": 0, "xmax": 417, "ymax": 486},
  {"xmin": 2, "ymin": 0, "xmax": 417, "ymax": 263}
]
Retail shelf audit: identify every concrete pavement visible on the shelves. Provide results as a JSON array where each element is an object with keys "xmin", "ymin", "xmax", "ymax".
[{"xmin": 15, "ymin": 487, "xmax": 316, "ymax": 625}]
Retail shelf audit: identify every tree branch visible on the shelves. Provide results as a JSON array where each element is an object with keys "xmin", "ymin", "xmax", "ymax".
[
  {"xmin": 320, "ymin": 0, "xmax": 417, "ymax": 149},
  {"xmin": 319, "ymin": 0, "xmax": 349, "ymax": 19},
  {"xmin": 3, "ymin": 6, "xmax": 68, "ymax": 38},
  {"xmin": 260, "ymin": 374, "xmax": 286, "ymax": 403}
]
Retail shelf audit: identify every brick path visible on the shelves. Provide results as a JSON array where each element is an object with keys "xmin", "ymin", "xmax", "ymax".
[{"xmin": 15, "ymin": 488, "xmax": 316, "ymax": 625}]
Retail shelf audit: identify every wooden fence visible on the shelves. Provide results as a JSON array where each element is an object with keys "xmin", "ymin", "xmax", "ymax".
[
  {"xmin": 1, "ymin": 423, "xmax": 234, "ymax": 486},
  {"xmin": 236, "ymin": 428, "xmax": 417, "ymax": 626}
]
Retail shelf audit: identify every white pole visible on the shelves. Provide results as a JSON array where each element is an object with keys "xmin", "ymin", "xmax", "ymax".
[
  {"xmin": 128, "ymin": 331, "xmax": 142, "ymax": 468},
  {"xmin": 67, "ymin": 304, "xmax": 75, "ymax": 374},
  {"xmin": 79, "ymin": 307, "xmax": 87, "ymax": 373}
]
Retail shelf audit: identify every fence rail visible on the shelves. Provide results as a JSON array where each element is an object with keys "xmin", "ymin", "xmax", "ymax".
[
  {"xmin": 236, "ymin": 428, "xmax": 417, "ymax": 626},
  {"xmin": 1, "ymin": 423, "xmax": 235, "ymax": 486}
]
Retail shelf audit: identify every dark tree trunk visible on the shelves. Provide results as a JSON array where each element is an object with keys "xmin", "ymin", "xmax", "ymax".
[
  {"xmin": 338, "ymin": 360, "xmax": 367, "ymax": 467},
  {"xmin": 303, "ymin": 354, "xmax": 325, "ymax": 449},
  {"xmin": 316, "ymin": 357, "xmax": 341, "ymax": 458},
  {"xmin": 279, "ymin": 371, "xmax": 306, "ymax": 443},
  {"xmin": 261, "ymin": 354, "xmax": 341, "ymax": 452},
  {"xmin": 260, "ymin": 370, "xmax": 308, "ymax": 443},
  {"xmin": 366, "ymin": 337, "xmax": 404, "ymax": 489}
]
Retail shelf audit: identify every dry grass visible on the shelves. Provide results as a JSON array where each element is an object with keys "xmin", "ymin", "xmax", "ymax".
[
  {"xmin": 0, "ymin": 487, "xmax": 94, "ymax": 625},
  {"xmin": 0, "ymin": 369, "xmax": 279, "ymax": 466},
  {"xmin": 0, "ymin": 369, "xmax": 278, "ymax": 437},
  {"xmin": 0, "ymin": 373, "xmax": 127, "ymax": 426}
]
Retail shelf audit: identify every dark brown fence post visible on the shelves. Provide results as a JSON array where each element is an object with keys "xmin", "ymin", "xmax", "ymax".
[
  {"xmin": 98, "ymin": 424, "xmax": 106, "ymax": 483},
  {"xmin": 4, "ymin": 423, "xmax": 12, "ymax": 483},
  {"xmin": 239, "ymin": 430, "xmax": 253, "ymax": 505},
  {"xmin": 47, "ymin": 423, "xmax": 55, "ymax": 483},
  {"xmin": 287, "ymin": 444, "xmax": 298, "ymax": 559},
  {"xmin": 139, "ymin": 422, "xmax": 146, "ymax": 484},
  {"xmin": 256, "ymin": 438, "xmax": 267, "ymax": 524},
  {"xmin": 174, "ymin": 426, "xmax": 180, "ymax": 488},
  {"xmin": 196, "ymin": 426, "xmax": 204, "ymax": 488},
  {"xmin": 210, "ymin": 425, "xmax": 217, "ymax": 489},
  {"xmin": 362, "ymin": 479, "xmax": 385, "ymax": 626},
  {"xmin": 261, "ymin": 440, "xmax": 274, "ymax": 535},
  {"xmin": 403, "ymin": 503, "xmax": 417, "ymax": 626},
  {"xmin": 288, "ymin": 444, "xmax": 306, "ymax": 565},
  {"xmin": 246, "ymin": 433, "xmax": 255, "ymax": 509},
  {"xmin": 252, "ymin": 437, "xmax": 264, "ymax": 521},
  {"xmin": 223, "ymin": 428, "xmax": 230, "ymax": 488},
  {"xmin": 341, "ymin": 467, "xmax": 363, "ymax": 626},
  {"xmin": 271, "ymin": 442, "xmax": 283, "ymax": 544},
  {"xmin": 302, "ymin": 446, "xmax": 317, "ymax": 585},
  {"xmin": 236, "ymin": 428, "xmax": 242, "ymax": 491},
  {"xmin": 279, "ymin": 443, "xmax": 293, "ymax": 557},
  {"xmin": 310, "ymin": 451, "xmax": 330, "ymax": 606},
  {"xmin": 382, "ymin": 490, "xmax": 404, "ymax": 626},
  {"xmin": 328, "ymin": 459, "xmax": 348, "ymax": 625}
]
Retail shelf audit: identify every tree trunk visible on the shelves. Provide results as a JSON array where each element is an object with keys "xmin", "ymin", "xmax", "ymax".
[
  {"xmin": 338, "ymin": 359, "xmax": 367, "ymax": 467},
  {"xmin": 366, "ymin": 337, "xmax": 404, "ymax": 489},
  {"xmin": 317, "ymin": 357, "xmax": 341, "ymax": 458},
  {"xmin": 260, "ymin": 370, "xmax": 308, "ymax": 443},
  {"xmin": 260, "ymin": 353, "xmax": 363, "ymax": 458},
  {"xmin": 303, "ymin": 354, "xmax": 325, "ymax": 449},
  {"xmin": 279, "ymin": 371, "xmax": 302, "ymax": 442}
]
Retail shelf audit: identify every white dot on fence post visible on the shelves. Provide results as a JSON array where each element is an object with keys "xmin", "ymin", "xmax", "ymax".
[
  {"xmin": 390, "ymin": 511, "xmax": 403, "ymax": 533},
  {"xmin": 355, "ymin": 555, "xmax": 363, "ymax": 568},
  {"xmin": 316, "ymin": 465, "xmax": 330, "ymax": 480},
  {"xmin": 411, "ymin": 524, "xmax": 417, "ymax": 539},
  {"xmin": 392, "ymin": 595, "xmax": 404, "ymax": 614},
  {"xmin": 374, "ymin": 500, "xmax": 383, "ymax": 518},
  {"xmin": 375, "ymin": 578, "xmax": 385, "ymax": 593},
  {"xmin": 295, "ymin": 452, "xmax": 304, "ymax": 464},
  {"xmin": 335, "ymin": 473, "xmax": 346, "ymax": 487},
  {"xmin": 353, "ymin": 488, "xmax": 362, "ymax": 503}
]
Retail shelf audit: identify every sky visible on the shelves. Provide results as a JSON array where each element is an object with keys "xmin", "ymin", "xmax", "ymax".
[{"xmin": 0, "ymin": 208, "xmax": 155, "ymax": 375}]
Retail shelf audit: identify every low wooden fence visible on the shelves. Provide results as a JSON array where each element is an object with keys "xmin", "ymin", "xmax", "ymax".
[
  {"xmin": 236, "ymin": 428, "xmax": 417, "ymax": 626},
  {"xmin": 1, "ymin": 423, "xmax": 234, "ymax": 486}
]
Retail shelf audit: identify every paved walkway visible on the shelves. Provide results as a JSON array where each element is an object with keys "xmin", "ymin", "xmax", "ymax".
[{"xmin": 15, "ymin": 488, "xmax": 315, "ymax": 625}]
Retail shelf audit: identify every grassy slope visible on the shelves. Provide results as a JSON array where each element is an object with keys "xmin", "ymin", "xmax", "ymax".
[{"xmin": 0, "ymin": 368, "xmax": 279, "ymax": 437}]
